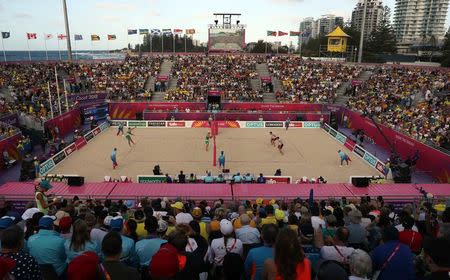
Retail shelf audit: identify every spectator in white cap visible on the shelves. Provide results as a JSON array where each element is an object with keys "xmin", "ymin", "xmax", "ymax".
[{"xmin": 208, "ymin": 219, "xmax": 243, "ymax": 267}]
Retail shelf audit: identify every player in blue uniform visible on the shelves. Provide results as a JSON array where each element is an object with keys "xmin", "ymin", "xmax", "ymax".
[
  {"xmin": 111, "ymin": 148, "xmax": 118, "ymax": 169},
  {"xmin": 338, "ymin": 150, "xmax": 351, "ymax": 166},
  {"xmin": 218, "ymin": 151, "xmax": 225, "ymax": 169},
  {"xmin": 117, "ymin": 122, "xmax": 124, "ymax": 136}
]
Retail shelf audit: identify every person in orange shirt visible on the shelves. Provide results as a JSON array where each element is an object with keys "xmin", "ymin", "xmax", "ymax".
[{"xmin": 262, "ymin": 228, "xmax": 311, "ymax": 280}]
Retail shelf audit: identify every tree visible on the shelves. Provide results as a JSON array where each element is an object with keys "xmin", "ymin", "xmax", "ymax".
[
  {"xmin": 364, "ymin": 15, "xmax": 397, "ymax": 62},
  {"xmin": 250, "ymin": 40, "xmax": 273, "ymax": 53},
  {"xmin": 440, "ymin": 31, "xmax": 450, "ymax": 66}
]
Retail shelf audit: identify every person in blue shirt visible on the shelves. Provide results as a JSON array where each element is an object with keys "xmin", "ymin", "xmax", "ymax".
[
  {"xmin": 135, "ymin": 216, "xmax": 167, "ymax": 268},
  {"xmin": 256, "ymin": 173, "xmax": 266, "ymax": 184},
  {"xmin": 111, "ymin": 148, "xmax": 118, "ymax": 169},
  {"xmin": 371, "ymin": 226, "xmax": 415, "ymax": 280},
  {"xmin": 285, "ymin": 117, "xmax": 291, "ymax": 130},
  {"xmin": 245, "ymin": 224, "xmax": 278, "ymax": 280},
  {"xmin": 338, "ymin": 150, "xmax": 351, "ymax": 166},
  {"xmin": 218, "ymin": 151, "xmax": 225, "ymax": 169},
  {"xmin": 110, "ymin": 216, "xmax": 138, "ymax": 267},
  {"xmin": 233, "ymin": 172, "xmax": 242, "ymax": 183},
  {"xmin": 216, "ymin": 173, "xmax": 225, "ymax": 183},
  {"xmin": 64, "ymin": 219, "xmax": 100, "ymax": 263},
  {"xmin": 27, "ymin": 215, "xmax": 67, "ymax": 277},
  {"xmin": 117, "ymin": 122, "xmax": 124, "ymax": 136},
  {"xmin": 204, "ymin": 171, "xmax": 214, "ymax": 183}
]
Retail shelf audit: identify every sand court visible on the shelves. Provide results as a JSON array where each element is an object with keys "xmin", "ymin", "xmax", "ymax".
[{"xmin": 51, "ymin": 127, "xmax": 379, "ymax": 183}]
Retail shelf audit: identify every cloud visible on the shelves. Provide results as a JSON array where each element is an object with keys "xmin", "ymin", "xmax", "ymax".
[
  {"xmin": 101, "ymin": 16, "xmax": 122, "ymax": 22},
  {"xmin": 149, "ymin": 11, "xmax": 161, "ymax": 17},
  {"xmin": 14, "ymin": 12, "xmax": 32, "ymax": 19},
  {"xmin": 95, "ymin": 2, "xmax": 136, "ymax": 11}
]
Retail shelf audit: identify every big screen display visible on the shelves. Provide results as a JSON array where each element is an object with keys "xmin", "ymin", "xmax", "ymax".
[{"xmin": 208, "ymin": 28, "xmax": 245, "ymax": 51}]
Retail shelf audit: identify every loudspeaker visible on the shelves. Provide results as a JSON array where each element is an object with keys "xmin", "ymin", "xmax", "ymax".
[
  {"xmin": 135, "ymin": 112, "xmax": 143, "ymax": 120},
  {"xmin": 393, "ymin": 163, "xmax": 412, "ymax": 183},
  {"xmin": 330, "ymin": 113, "xmax": 338, "ymax": 130},
  {"xmin": 67, "ymin": 176, "xmax": 84, "ymax": 186},
  {"xmin": 351, "ymin": 177, "xmax": 370, "ymax": 188}
]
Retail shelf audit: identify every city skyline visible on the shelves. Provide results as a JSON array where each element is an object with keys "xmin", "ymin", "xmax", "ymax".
[{"xmin": 1, "ymin": 0, "xmax": 449, "ymax": 51}]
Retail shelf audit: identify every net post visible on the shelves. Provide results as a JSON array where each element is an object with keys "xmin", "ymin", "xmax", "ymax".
[{"xmin": 213, "ymin": 134, "xmax": 217, "ymax": 167}]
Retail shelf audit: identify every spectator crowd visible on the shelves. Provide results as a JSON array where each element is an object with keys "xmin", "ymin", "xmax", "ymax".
[{"xmin": 0, "ymin": 179, "xmax": 448, "ymax": 280}]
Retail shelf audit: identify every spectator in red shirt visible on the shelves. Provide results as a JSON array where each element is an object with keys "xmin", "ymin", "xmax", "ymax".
[{"xmin": 399, "ymin": 215, "xmax": 423, "ymax": 254}]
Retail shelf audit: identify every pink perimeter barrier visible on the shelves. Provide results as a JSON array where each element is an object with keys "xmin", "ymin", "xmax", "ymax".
[
  {"xmin": 109, "ymin": 102, "xmax": 206, "ymax": 119},
  {"xmin": 1, "ymin": 182, "xmax": 447, "ymax": 203},
  {"xmin": 108, "ymin": 183, "xmax": 232, "ymax": 200}
]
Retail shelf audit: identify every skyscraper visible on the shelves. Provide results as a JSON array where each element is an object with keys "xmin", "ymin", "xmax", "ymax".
[
  {"xmin": 393, "ymin": 0, "xmax": 449, "ymax": 44},
  {"xmin": 351, "ymin": 0, "xmax": 386, "ymax": 40},
  {"xmin": 317, "ymin": 15, "xmax": 344, "ymax": 36}
]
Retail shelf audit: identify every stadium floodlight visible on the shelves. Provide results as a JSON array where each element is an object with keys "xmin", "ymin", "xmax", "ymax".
[
  {"xmin": 236, "ymin": 20, "xmax": 240, "ymax": 25},
  {"xmin": 215, "ymin": 20, "xmax": 219, "ymax": 25}
]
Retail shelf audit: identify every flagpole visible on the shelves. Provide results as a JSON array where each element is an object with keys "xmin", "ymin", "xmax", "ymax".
[
  {"xmin": 57, "ymin": 38, "xmax": 61, "ymax": 60},
  {"xmin": 74, "ymin": 37, "xmax": 78, "ymax": 60},
  {"xmin": 26, "ymin": 38, "xmax": 31, "ymax": 61},
  {"xmin": 184, "ymin": 34, "xmax": 187, "ymax": 53},
  {"xmin": 150, "ymin": 34, "xmax": 152, "ymax": 53},
  {"xmin": 54, "ymin": 66, "xmax": 62, "ymax": 115},
  {"xmin": 173, "ymin": 34, "xmax": 175, "ymax": 53},
  {"xmin": 299, "ymin": 34, "xmax": 302, "ymax": 58},
  {"xmin": 47, "ymin": 81, "xmax": 54, "ymax": 119},
  {"xmin": 44, "ymin": 36, "xmax": 49, "ymax": 61},
  {"xmin": 63, "ymin": 79, "xmax": 69, "ymax": 112},
  {"xmin": 1, "ymin": 35, "xmax": 6, "ymax": 62}
]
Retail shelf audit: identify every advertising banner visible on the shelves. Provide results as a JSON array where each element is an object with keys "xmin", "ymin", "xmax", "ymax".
[
  {"xmin": 64, "ymin": 143, "xmax": 76, "ymax": 157},
  {"xmin": 221, "ymin": 103, "xmax": 324, "ymax": 112},
  {"xmin": 39, "ymin": 159, "xmax": 55, "ymax": 177},
  {"xmin": 167, "ymin": 121, "xmax": 186, "ymax": 128},
  {"xmin": 343, "ymin": 109, "xmax": 450, "ymax": 182},
  {"xmin": 302, "ymin": 121, "xmax": 321, "ymax": 128},
  {"xmin": 265, "ymin": 121, "xmax": 283, "ymax": 128},
  {"xmin": 74, "ymin": 137, "xmax": 87, "ymax": 150},
  {"xmin": 44, "ymin": 108, "xmax": 81, "ymax": 137},
  {"xmin": 290, "ymin": 122, "xmax": 303, "ymax": 128},
  {"xmin": 127, "ymin": 121, "xmax": 147, "ymax": 127},
  {"xmin": 68, "ymin": 92, "xmax": 107, "ymax": 104},
  {"xmin": 137, "ymin": 175, "xmax": 167, "ymax": 183},
  {"xmin": 52, "ymin": 150, "xmax": 67, "ymax": 165},
  {"xmin": 148, "ymin": 121, "xmax": 166, "ymax": 127},
  {"xmin": 245, "ymin": 121, "xmax": 264, "ymax": 128},
  {"xmin": 109, "ymin": 102, "xmax": 206, "ymax": 119},
  {"xmin": 143, "ymin": 112, "xmax": 328, "ymax": 122},
  {"xmin": 208, "ymin": 90, "xmax": 222, "ymax": 96}
]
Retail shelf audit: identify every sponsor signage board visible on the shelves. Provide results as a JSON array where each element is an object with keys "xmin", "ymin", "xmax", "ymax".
[
  {"xmin": 92, "ymin": 127, "xmax": 101, "ymax": 136},
  {"xmin": 245, "ymin": 121, "xmax": 264, "ymax": 128},
  {"xmin": 148, "ymin": 121, "xmax": 166, "ymax": 127},
  {"xmin": 99, "ymin": 122, "xmax": 109, "ymax": 131},
  {"xmin": 290, "ymin": 122, "xmax": 303, "ymax": 128},
  {"xmin": 167, "ymin": 121, "xmax": 186, "ymax": 127},
  {"xmin": 111, "ymin": 121, "xmax": 127, "ymax": 127},
  {"xmin": 376, "ymin": 161, "xmax": 386, "ymax": 174},
  {"xmin": 323, "ymin": 124, "xmax": 331, "ymax": 132},
  {"xmin": 64, "ymin": 143, "xmax": 76, "ymax": 157},
  {"xmin": 137, "ymin": 175, "xmax": 167, "ymax": 183},
  {"xmin": 335, "ymin": 132, "xmax": 347, "ymax": 144},
  {"xmin": 84, "ymin": 132, "xmax": 94, "ymax": 142},
  {"xmin": 128, "ymin": 121, "xmax": 147, "ymax": 127},
  {"xmin": 52, "ymin": 150, "xmax": 67, "ymax": 165},
  {"xmin": 39, "ymin": 159, "xmax": 55, "ymax": 176},
  {"xmin": 363, "ymin": 152, "xmax": 377, "ymax": 167},
  {"xmin": 265, "ymin": 122, "xmax": 283, "ymax": 128},
  {"xmin": 329, "ymin": 128, "xmax": 337, "ymax": 137},
  {"xmin": 353, "ymin": 145, "xmax": 366, "ymax": 158},
  {"xmin": 75, "ymin": 137, "xmax": 87, "ymax": 149},
  {"xmin": 302, "ymin": 121, "xmax": 320, "ymax": 128}
]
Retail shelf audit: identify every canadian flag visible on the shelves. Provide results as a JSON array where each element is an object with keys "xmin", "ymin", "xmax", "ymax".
[
  {"xmin": 57, "ymin": 34, "xmax": 67, "ymax": 40},
  {"xmin": 173, "ymin": 29, "xmax": 183, "ymax": 34},
  {"xmin": 27, "ymin": 33, "xmax": 37, "ymax": 39}
]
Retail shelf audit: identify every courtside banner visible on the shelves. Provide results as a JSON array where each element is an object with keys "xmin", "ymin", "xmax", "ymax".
[
  {"xmin": 75, "ymin": 137, "xmax": 87, "ymax": 150},
  {"xmin": 245, "ymin": 121, "xmax": 264, "ymax": 128},
  {"xmin": 39, "ymin": 159, "xmax": 55, "ymax": 177},
  {"xmin": 111, "ymin": 121, "xmax": 127, "ymax": 127},
  {"xmin": 148, "ymin": 121, "xmax": 166, "ymax": 127},
  {"xmin": 265, "ymin": 122, "xmax": 283, "ymax": 128},
  {"xmin": 167, "ymin": 121, "xmax": 186, "ymax": 128},
  {"xmin": 137, "ymin": 175, "xmax": 167, "ymax": 183},
  {"xmin": 64, "ymin": 143, "xmax": 76, "ymax": 157},
  {"xmin": 128, "ymin": 121, "xmax": 147, "ymax": 127},
  {"xmin": 302, "ymin": 121, "xmax": 321, "ymax": 128}
]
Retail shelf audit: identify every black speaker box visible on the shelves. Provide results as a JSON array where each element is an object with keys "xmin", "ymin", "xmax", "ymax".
[
  {"xmin": 67, "ymin": 176, "xmax": 84, "ymax": 186},
  {"xmin": 351, "ymin": 177, "xmax": 370, "ymax": 188}
]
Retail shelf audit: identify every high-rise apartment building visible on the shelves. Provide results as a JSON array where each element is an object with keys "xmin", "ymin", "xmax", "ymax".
[{"xmin": 351, "ymin": 0, "xmax": 386, "ymax": 40}]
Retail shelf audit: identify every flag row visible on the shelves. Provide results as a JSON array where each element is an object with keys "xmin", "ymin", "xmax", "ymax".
[
  {"xmin": 1, "ymin": 29, "xmax": 197, "ymax": 40},
  {"xmin": 129, "ymin": 29, "xmax": 196, "ymax": 35},
  {"xmin": 267, "ymin": 30, "xmax": 310, "ymax": 37}
]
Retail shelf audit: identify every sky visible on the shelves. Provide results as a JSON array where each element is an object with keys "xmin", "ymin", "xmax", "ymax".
[{"xmin": 0, "ymin": 0, "xmax": 449, "ymax": 51}]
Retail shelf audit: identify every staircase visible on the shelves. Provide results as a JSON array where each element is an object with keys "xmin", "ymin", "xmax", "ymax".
[
  {"xmin": 334, "ymin": 70, "xmax": 372, "ymax": 105},
  {"xmin": 250, "ymin": 78, "xmax": 260, "ymax": 91},
  {"xmin": 255, "ymin": 63, "xmax": 278, "ymax": 103},
  {"xmin": 150, "ymin": 59, "xmax": 174, "ymax": 102}
]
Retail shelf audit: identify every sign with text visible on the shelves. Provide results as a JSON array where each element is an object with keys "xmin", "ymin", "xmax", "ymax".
[
  {"xmin": 335, "ymin": 132, "xmax": 347, "ymax": 144},
  {"xmin": 148, "ymin": 121, "xmax": 166, "ymax": 127},
  {"xmin": 302, "ymin": 121, "xmax": 321, "ymax": 128},
  {"xmin": 75, "ymin": 137, "xmax": 87, "ymax": 150},
  {"xmin": 167, "ymin": 121, "xmax": 186, "ymax": 128},
  {"xmin": 128, "ymin": 121, "xmax": 147, "ymax": 127},
  {"xmin": 245, "ymin": 121, "xmax": 264, "ymax": 128},
  {"xmin": 137, "ymin": 175, "xmax": 167, "ymax": 183},
  {"xmin": 64, "ymin": 143, "xmax": 76, "ymax": 157},
  {"xmin": 363, "ymin": 152, "xmax": 377, "ymax": 167},
  {"xmin": 265, "ymin": 122, "xmax": 283, "ymax": 128},
  {"xmin": 84, "ymin": 132, "xmax": 94, "ymax": 142},
  {"xmin": 39, "ymin": 159, "xmax": 55, "ymax": 176},
  {"xmin": 52, "ymin": 150, "xmax": 67, "ymax": 165},
  {"xmin": 353, "ymin": 145, "xmax": 366, "ymax": 158}
]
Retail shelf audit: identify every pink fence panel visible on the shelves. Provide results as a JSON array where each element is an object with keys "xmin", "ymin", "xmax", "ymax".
[{"xmin": 44, "ymin": 108, "xmax": 82, "ymax": 137}]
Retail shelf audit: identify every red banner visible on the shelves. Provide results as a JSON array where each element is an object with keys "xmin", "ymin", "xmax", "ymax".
[
  {"xmin": 74, "ymin": 137, "xmax": 87, "ymax": 150},
  {"xmin": 343, "ymin": 109, "xmax": 450, "ymax": 183},
  {"xmin": 156, "ymin": 75, "xmax": 169, "ymax": 82},
  {"xmin": 44, "ymin": 108, "xmax": 81, "ymax": 137},
  {"xmin": 64, "ymin": 143, "xmax": 76, "ymax": 157},
  {"xmin": 221, "ymin": 103, "xmax": 324, "ymax": 111},
  {"xmin": 143, "ymin": 112, "xmax": 328, "ymax": 122},
  {"xmin": 109, "ymin": 102, "xmax": 206, "ymax": 119},
  {"xmin": 0, "ymin": 133, "xmax": 21, "ymax": 168},
  {"xmin": 167, "ymin": 121, "xmax": 185, "ymax": 127},
  {"xmin": 208, "ymin": 90, "xmax": 222, "ymax": 96},
  {"xmin": 261, "ymin": 76, "xmax": 272, "ymax": 83}
]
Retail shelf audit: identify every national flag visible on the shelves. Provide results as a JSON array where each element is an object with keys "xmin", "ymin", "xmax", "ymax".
[
  {"xmin": 1, "ymin": 32, "xmax": 10, "ymax": 39},
  {"xmin": 151, "ymin": 29, "xmax": 161, "ymax": 35},
  {"xmin": 162, "ymin": 29, "xmax": 172, "ymax": 35},
  {"xmin": 173, "ymin": 29, "xmax": 183, "ymax": 35},
  {"xmin": 27, "ymin": 33, "xmax": 37, "ymax": 40},
  {"xmin": 278, "ymin": 31, "xmax": 288, "ymax": 36},
  {"xmin": 290, "ymin": 31, "xmax": 301, "ymax": 36},
  {"xmin": 91, "ymin": 34, "xmax": 100, "ymax": 41},
  {"xmin": 128, "ymin": 29, "xmax": 137, "ymax": 35},
  {"xmin": 44, "ymin": 34, "xmax": 53, "ymax": 40},
  {"xmin": 107, "ymin": 34, "xmax": 117, "ymax": 40},
  {"xmin": 57, "ymin": 34, "xmax": 67, "ymax": 40},
  {"xmin": 267, "ymin": 31, "xmax": 277, "ymax": 36},
  {"xmin": 185, "ymin": 29, "xmax": 195, "ymax": 35},
  {"xmin": 139, "ymin": 29, "xmax": 149, "ymax": 35},
  {"xmin": 74, "ymin": 34, "xmax": 83, "ymax": 41}
]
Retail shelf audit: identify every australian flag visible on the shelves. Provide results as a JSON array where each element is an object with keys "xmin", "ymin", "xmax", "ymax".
[
  {"xmin": 74, "ymin": 34, "xmax": 83, "ymax": 41},
  {"xmin": 1, "ymin": 32, "xmax": 10, "ymax": 39}
]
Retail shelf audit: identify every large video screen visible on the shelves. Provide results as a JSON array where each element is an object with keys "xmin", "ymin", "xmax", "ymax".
[{"xmin": 208, "ymin": 28, "xmax": 245, "ymax": 51}]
